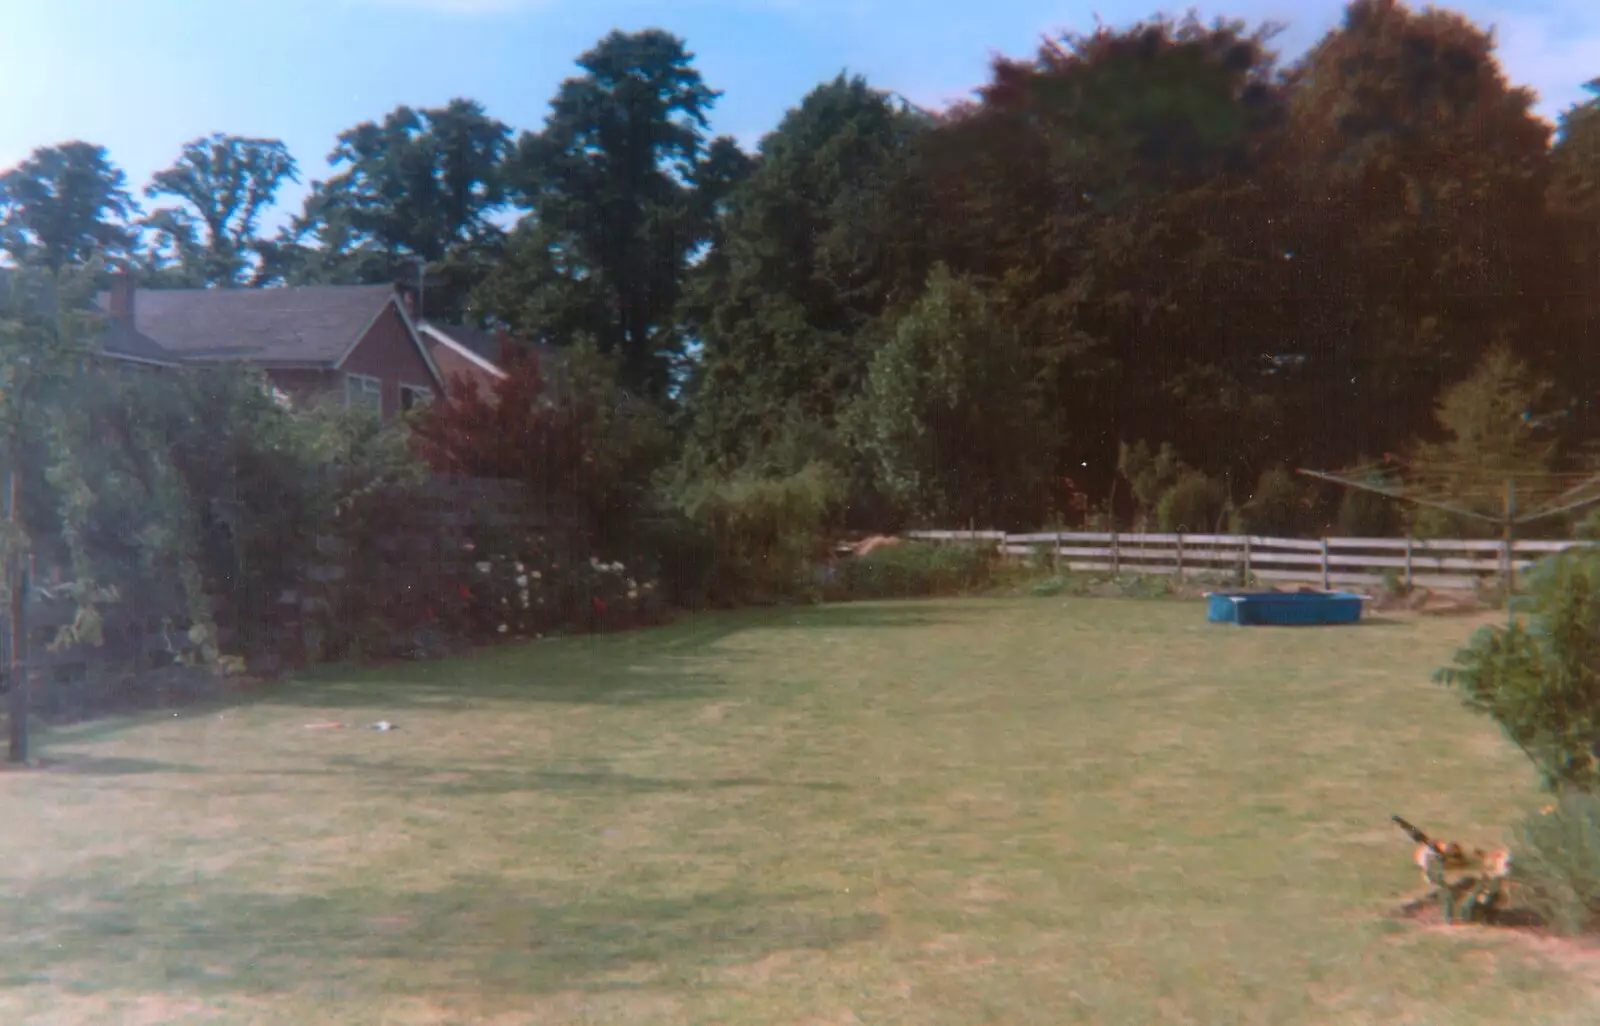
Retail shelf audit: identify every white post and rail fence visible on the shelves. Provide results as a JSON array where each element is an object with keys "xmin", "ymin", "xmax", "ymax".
[{"xmin": 903, "ymin": 530, "xmax": 1594, "ymax": 592}]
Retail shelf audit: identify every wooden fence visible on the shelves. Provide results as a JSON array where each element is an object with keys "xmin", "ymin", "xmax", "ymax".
[
  {"xmin": 285, "ymin": 474, "xmax": 587, "ymax": 659},
  {"xmin": 906, "ymin": 530, "xmax": 1594, "ymax": 591}
]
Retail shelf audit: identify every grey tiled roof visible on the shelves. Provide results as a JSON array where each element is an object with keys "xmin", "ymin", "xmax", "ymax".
[
  {"xmin": 1, "ymin": 269, "xmax": 176, "ymax": 364},
  {"xmin": 99, "ymin": 319, "xmax": 180, "ymax": 365},
  {"xmin": 98, "ymin": 284, "xmax": 398, "ymax": 366}
]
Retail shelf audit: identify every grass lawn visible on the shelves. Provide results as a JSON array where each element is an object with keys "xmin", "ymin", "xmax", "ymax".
[{"xmin": 2, "ymin": 596, "xmax": 1596, "ymax": 1024}]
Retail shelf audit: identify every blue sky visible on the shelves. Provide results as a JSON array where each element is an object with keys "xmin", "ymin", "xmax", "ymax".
[{"xmin": 1, "ymin": 0, "xmax": 1595, "ymax": 233}]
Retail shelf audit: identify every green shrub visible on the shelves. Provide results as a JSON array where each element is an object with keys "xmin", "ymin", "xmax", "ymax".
[
  {"xmin": 1411, "ymin": 505, "xmax": 1496, "ymax": 541},
  {"xmin": 826, "ymin": 542, "xmax": 994, "ymax": 600},
  {"xmin": 1234, "ymin": 466, "xmax": 1317, "ymax": 537},
  {"xmin": 1030, "ymin": 575, "xmax": 1070, "ymax": 597},
  {"xmin": 627, "ymin": 511, "xmax": 718, "ymax": 611},
  {"xmin": 1435, "ymin": 548, "xmax": 1600, "ymax": 794},
  {"xmin": 1118, "ymin": 440, "xmax": 1184, "ymax": 527},
  {"xmin": 1156, "ymin": 470, "xmax": 1226, "ymax": 533},
  {"xmin": 1336, "ymin": 478, "xmax": 1401, "ymax": 537},
  {"xmin": 676, "ymin": 462, "xmax": 842, "ymax": 606},
  {"xmin": 1511, "ymin": 792, "xmax": 1600, "ymax": 934}
]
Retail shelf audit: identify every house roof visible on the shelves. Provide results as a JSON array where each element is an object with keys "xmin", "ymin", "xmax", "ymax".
[
  {"xmin": 99, "ymin": 319, "xmax": 181, "ymax": 366},
  {"xmin": 419, "ymin": 320, "xmax": 501, "ymax": 363},
  {"xmin": 1, "ymin": 268, "xmax": 177, "ymax": 365},
  {"xmin": 419, "ymin": 319, "xmax": 568, "ymax": 375},
  {"xmin": 97, "ymin": 284, "xmax": 400, "ymax": 366},
  {"xmin": 418, "ymin": 323, "xmax": 508, "ymax": 381}
]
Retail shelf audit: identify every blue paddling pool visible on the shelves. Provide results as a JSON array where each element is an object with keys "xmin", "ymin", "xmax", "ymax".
[{"xmin": 1205, "ymin": 590, "xmax": 1369, "ymax": 626}]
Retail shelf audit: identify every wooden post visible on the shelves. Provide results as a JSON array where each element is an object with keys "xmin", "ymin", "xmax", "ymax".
[
  {"xmin": 1320, "ymin": 538, "xmax": 1331, "ymax": 591},
  {"xmin": 1404, "ymin": 536, "xmax": 1414, "ymax": 591},
  {"xmin": 1053, "ymin": 530, "xmax": 1061, "ymax": 575},
  {"xmin": 4, "ymin": 456, "xmax": 27, "ymax": 766},
  {"xmin": 1504, "ymin": 477, "xmax": 1517, "ymax": 629},
  {"xmin": 1111, "ymin": 529, "xmax": 1120, "ymax": 577},
  {"xmin": 8, "ymin": 563, "xmax": 26, "ymax": 765},
  {"xmin": 1176, "ymin": 533, "xmax": 1185, "ymax": 579},
  {"xmin": 1243, "ymin": 536, "xmax": 1252, "ymax": 586}
]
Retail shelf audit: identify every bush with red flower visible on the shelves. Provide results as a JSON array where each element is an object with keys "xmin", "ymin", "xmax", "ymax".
[{"xmin": 410, "ymin": 339, "xmax": 670, "ymax": 639}]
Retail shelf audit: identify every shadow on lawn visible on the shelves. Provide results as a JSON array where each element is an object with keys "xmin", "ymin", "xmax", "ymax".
[
  {"xmin": 30, "ymin": 600, "xmax": 974, "ymax": 740},
  {"xmin": 29, "ymin": 755, "xmax": 208, "ymax": 776},
  {"xmin": 308, "ymin": 756, "xmax": 849, "ymax": 798},
  {"xmin": 264, "ymin": 600, "xmax": 972, "ymax": 713},
  {"xmin": 0, "ymin": 873, "xmax": 885, "ymax": 998}
]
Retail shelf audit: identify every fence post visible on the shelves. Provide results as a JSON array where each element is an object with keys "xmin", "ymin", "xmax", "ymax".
[
  {"xmin": 1111, "ymin": 529, "xmax": 1120, "ymax": 577},
  {"xmin": 1176, "ymin": 533, "xmax": 1185, "ymax": 579},
  {"xmin": 1243, "ymin": 536, "xmax": 1252, "ymax": 586},
  {"xmin": 1404, "ymin": 536, "xmax": 1414, "ymax": 590},
  {"xmin": 1321, "ymin": 538, "xmax": 1331, "ymax": 591},
  {"xmin": 1053, "ymin": 530, "xmax": 1061, "ymax": 575}
]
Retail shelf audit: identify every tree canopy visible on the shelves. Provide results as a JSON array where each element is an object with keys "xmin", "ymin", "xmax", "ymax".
[{"xmin": 1, "ymin": 3, "xmax": 1597, "ymax": 534}]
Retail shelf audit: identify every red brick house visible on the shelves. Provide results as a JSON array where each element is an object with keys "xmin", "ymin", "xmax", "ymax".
[
  {"xmin": 416, "ymin": 321, "xmax": 510, "ymax": 401},
  {"xmin": 416, "ymin": 319, "xmax": 574, "ymax": 405},
  {"xmin": 96, "ymin": 277, "xmax": 446, "ymax": 419}
]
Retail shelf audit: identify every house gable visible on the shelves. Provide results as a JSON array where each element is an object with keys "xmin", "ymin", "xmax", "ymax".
[
  {"xmin": 338, "ymin": 300, "xmax": 445, "ymax": 418},
  {"xmin": 418, "ymin": 323, "xmax": 507, "ymax": 402}
]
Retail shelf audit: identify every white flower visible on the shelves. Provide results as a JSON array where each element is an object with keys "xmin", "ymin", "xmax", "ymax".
[
  {"xmin": 476, "ymin": 561, "xmax": 491, "ymax": 573},
  {"xmin": 516, "ymin": 575, "xmax": 528, "ymax": 587},
  {"xmin": 628, "ymin": 589, "xmax": 639, "ymax": 599},
  {"xmin": 626, "ymin": 578, "xmax": 637, "ymax": 590},
  {"xmin": 497, "ymin": 623, "xmax": 508, "ymax": 633},
  {"xmin": 610, "ymin": 562, "xmax": 625, "ymax": 572},
  {"xmin": 515, "ymin": 562, "xmax": 525, "ymax": 573},
  {"xmin": 531, "ymin": 570, "xmax": 542, "ymax": 580}
]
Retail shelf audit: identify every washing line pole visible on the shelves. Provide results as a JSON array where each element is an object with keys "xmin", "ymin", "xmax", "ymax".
[
  {"xmin": 1505, "ymin": 476, "xmax": 1516, "ymax": 631},
  {"xmin": 1295, "ymin": 466, "xmax": 1600, "ymax": 631}
]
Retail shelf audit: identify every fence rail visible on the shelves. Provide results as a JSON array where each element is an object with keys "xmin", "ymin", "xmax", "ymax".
[{"xmin": 905, "ymin": 530, "xmax": 1596, "ymax": 591}]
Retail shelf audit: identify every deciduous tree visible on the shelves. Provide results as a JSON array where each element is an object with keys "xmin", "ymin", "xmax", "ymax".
[
  {"xmin": 479, "ymin": 30, "xmax": 737, "ymax": 401},
  {"xmin": 683, "ymin": 74, "xmax": 933, "ymax": 469},
  {"xmin": 280, "ymin": 99, "xmax": 511, "ymax": 316},
  {"xmin": 0, "ymin": 143, "xmax": 139, "ymax": 270},
  {"xmin": 142, "ymin": 134, "xmax": 299, "ymax": 287}
]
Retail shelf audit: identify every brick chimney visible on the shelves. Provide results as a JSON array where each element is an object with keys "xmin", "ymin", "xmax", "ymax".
[{"xmin": 107, "ymin": 271, "xmax": 137, "ymax": 327}]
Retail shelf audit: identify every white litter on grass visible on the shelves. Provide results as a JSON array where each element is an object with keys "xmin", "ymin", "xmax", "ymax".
[{"xmin": 371, "ymin": 721, "xmax": 398, "ymax": 732}]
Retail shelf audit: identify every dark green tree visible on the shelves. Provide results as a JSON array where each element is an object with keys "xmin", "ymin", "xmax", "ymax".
[
  {"xmin": 142, "ymin": 134, "xmax": 300, "ymax": 287},
  {"xmin": 683, "ymin": 74, "xmax": 934, "ymax": 468},
  {"xmin": 0, "ymin": 143, "xmax": 140, "ymax": 270},
  {"xmin": 278, "ymin": 99, "xmax": 511, "ymax": 316},
  {"xmin": 479, "ymin": 29, "xmax": 736, "ymax": 401}
]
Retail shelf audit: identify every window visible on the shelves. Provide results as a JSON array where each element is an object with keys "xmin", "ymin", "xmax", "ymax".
[
  {"xmin": 345, "ymin": 373, "xmax": 382, "ymax": 413},
  {"xmin": 400, "ymin": 383, "xmax": 433, "ymax": 412}
]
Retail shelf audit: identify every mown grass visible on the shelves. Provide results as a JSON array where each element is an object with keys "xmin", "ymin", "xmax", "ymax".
[{"xmin": 1, "ymin": 598, "xmax": 1595, "ymax": 1024}]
